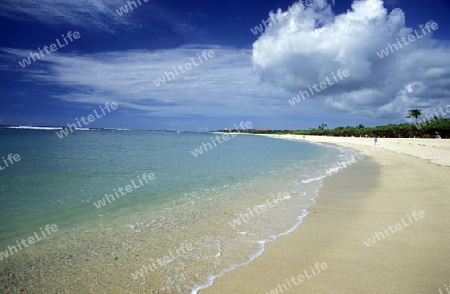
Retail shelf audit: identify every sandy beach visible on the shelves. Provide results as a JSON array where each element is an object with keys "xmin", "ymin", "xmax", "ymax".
[{"xmin": 202, "ymin": 135, "xmax": 450, "ymax": 293}]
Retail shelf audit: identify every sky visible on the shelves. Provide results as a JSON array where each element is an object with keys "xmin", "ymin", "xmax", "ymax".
[{"xmin": 0, "ymin": 0, "xmax": 449, "ymax": 131}]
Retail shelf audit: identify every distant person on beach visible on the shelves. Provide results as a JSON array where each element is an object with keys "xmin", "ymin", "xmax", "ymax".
[{"xmin": 374, "ymin": 137, "xmax": 378, "ymax": 146}]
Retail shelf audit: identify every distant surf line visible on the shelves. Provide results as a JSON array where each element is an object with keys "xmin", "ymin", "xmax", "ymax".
[
  {"xmin": 190, "ymin": 121, "xmax": 253, "ymax": 158},
  {"xmin": 55, "ymin": 102, "xmax": 118, "ymax": 139}
]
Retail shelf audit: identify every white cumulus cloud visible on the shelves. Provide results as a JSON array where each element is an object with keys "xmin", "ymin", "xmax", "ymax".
[{"xmin": 252, "ymin": 0, "xmax": 450, "ymax": 119}]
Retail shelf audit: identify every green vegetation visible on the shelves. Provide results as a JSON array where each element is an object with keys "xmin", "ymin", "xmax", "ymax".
[
  {"xmin": 406, "ymin": 109, "xmax": 422, "ymax": 123},
  {"xmin": 220, "ymin": 118, "xmax": 450, "ymax": 138}
]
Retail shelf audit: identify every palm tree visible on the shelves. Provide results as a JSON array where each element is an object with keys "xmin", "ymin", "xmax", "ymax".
[
  {"xmin": 318, "ymin": 123, "xmax": 327, "ymax": 130},
  {"xmin": 406, "ymin": 109, "xmax": 422, "ymax": 124}
]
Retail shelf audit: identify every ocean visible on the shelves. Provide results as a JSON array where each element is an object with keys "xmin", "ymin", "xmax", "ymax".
[{"xmin": 0, "ymin": 128, "xmax": 356, "ymax": 293}]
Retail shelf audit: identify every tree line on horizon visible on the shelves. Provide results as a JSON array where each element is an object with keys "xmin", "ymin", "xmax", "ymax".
[{"xmin": 219, "ymin": 109, "xmax": 450, "ymax": 138}]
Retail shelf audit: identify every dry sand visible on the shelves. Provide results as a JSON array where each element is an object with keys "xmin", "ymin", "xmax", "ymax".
[
  {"xmin": 272, "ymin": 135, "xmax": 450, "ymax": 166},
  {"xmin": 201, "ymin": 135, "xmax": 450, "ymax": 294}
]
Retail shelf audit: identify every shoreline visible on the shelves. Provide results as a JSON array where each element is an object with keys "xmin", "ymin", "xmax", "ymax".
[
  {"xmin": 258, "ymin": 134, "xmax": 450, "ymax": 166},
  {"xmin": 201, "ymin": 134, "xmax": 450, "ymax": 293},
  {"xmin": 0, "ymin": 134, "xmax": 355, "ymax": 293}
]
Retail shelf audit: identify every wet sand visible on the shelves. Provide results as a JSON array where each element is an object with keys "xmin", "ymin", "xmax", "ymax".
[{"xmin": 202, "ymin": 135, "xmax": 450, "ymax": 293}]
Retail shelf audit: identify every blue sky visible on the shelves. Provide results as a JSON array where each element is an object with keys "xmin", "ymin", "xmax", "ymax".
[{"xmin": 0, "ymin": 0, "xmax": 449, "ymax": 131}]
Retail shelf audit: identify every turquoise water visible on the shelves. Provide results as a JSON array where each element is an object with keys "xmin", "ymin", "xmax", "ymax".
[{"xmin": 0, "ymin": 129, "xmax": 356, "ymax": 293}]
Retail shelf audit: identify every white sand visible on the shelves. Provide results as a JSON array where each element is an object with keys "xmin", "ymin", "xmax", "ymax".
[
  {"xmin": 202, "ymin": 135, "xmax": 450, "ymax": 294},
  {"xmin": 261, "ymin": 134, "xmax": 450, "ymax": 167}
]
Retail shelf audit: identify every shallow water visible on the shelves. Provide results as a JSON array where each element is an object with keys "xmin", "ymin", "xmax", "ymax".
[{"xmin": 0, "ymin": 129, "xmax": 356, "ymax": 293}]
